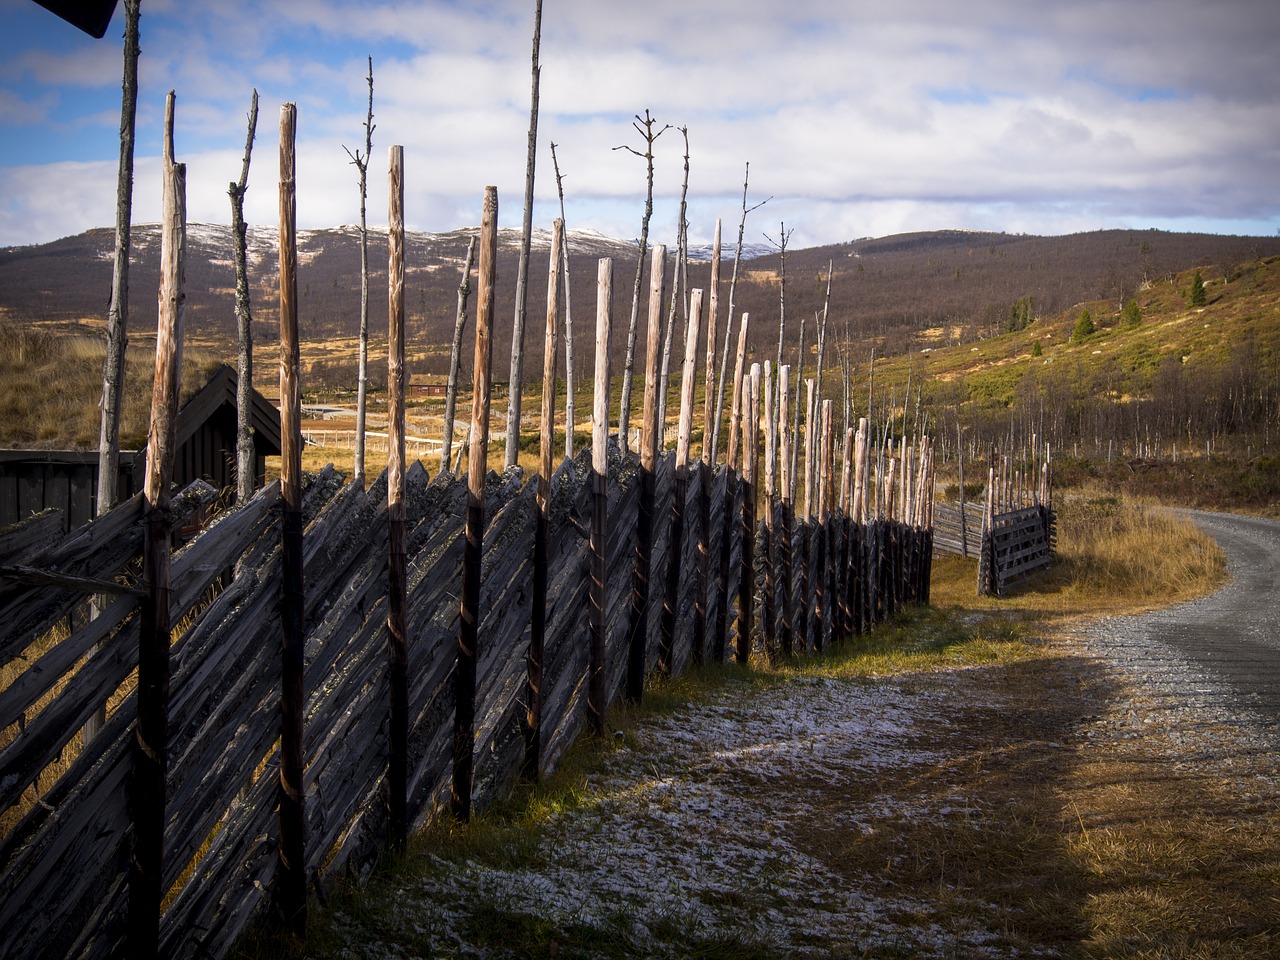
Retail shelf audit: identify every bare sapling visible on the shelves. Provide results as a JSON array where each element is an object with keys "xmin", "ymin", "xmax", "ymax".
[
  {"xmin": 503, "ymin": 0, "xmax": 543, "ymax": 469},
  {"xmin": 655, "ymin": 126, "xmax": 691, "ymax": 446},
  {"xmin": 765, "ymin": 221, "xmax": 793, "ymax": 377},
  {"xmin": 614, "ymin": 110, "xmax": 670, "ymax": 453},
  {"xmin": 711, "ymin": 162, "xmax": 769, "ymax": 458},
  {"xmin": 550, "ymin": 141, "xmax": 575, "ymax": 458},
  {"xmin": 702, "ymin": 218, "xmax": 722, "ymax": 465},
  {"xmin": 441, "ymin": 236, "xmax": 477, "ymax": 471},
  {"xmin": 789, "ymin": 309, "xmax": 806, "ymax": 502},
  {"xmin": 341, "ymin": 57, "xmax": 375, "ymax": 486},
  {"xmin": 96, "ymin": 0, "xmax": 141, "ymax": 522},
  {"xmin": 229, "ymin": 88, "xmax": 259, "ymax": 504}
]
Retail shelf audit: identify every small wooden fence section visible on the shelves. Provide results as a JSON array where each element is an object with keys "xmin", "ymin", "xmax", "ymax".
[
  {"xmin": 0, "ymin": 148, "xmax": 938, "ymax": 960},
  {"xmin": 933, "ymin": 453, "xmax": 1056, "ymax": 596}
]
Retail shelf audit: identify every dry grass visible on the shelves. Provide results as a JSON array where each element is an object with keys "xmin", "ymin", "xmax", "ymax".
[{"xmin": 0, "ymin": 320, "xmax": 225, "ymax": 448}]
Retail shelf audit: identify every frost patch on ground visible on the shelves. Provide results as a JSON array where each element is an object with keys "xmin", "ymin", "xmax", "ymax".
[{"xmin": 337, "ymin": 676, "xmax": 1031, "ymax": 958}]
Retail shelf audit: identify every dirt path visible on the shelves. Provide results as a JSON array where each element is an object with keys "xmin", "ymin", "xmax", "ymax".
[{"xmin": 1083, "ymin": 509, "xmax": 1280, "ymax": 740}]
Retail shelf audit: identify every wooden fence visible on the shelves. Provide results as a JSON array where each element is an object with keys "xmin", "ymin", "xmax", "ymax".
[
  {"xmin": 0, "ymin": 451, "xmax": 933, "ymax": 960},
  {"xmin": 1, "ymin": 142, "xmax": 938, "ymax": 960},
  {"xmin": 932, "ymin": 451, "xmax": 1056, "ymax": 596}
]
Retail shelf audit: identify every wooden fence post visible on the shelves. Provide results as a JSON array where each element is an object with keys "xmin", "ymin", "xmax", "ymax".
[
  {"xmin": 762, "ymin": 361, "xmax": 777, "ymax": 662},
  {"xmin": 736, "ymin": 363, "xmax": 759, "ymax": 663},
  {"xmin": 813, "ymin": 399, "xmax": 831, "ymax": 652},
  {"xmin": 796, "ymin": 378, "xmax": 815, "ymax": 652},
  {"xmin": 128, "ymin": 156, "xmax": 185, "ymax": 960},
  {"xmin": 275, "ymin": 103, "xmax": 308, "ymax": 932},
  {"xmin": 455, "ymin": 186, "xmax": 498, "ymax": 820},
  {"xmin": 837, "ymin": 424, "xmax": 853, "ymax": 637},
  {"xmin": 528, "ymin": 217, "xmax": 562, "ymax": 773},
  {"xmin": 385, "ymin": 145, "xmax": 409, "ymax": 848},
  {"xmin": 661, "ymin": 288, "xmax": 702, "ymax": 673},
  {"xmin": 777, "ymin": 364, "xmax": 793, "ymax": 657},
  {"xmin": 629, "ymin": 244, "xmax": 665, "ymax": 700},
  {"xmin": 714, "ymin": 314, "xmax": 750, "ymax": 662},
  {"xmin": 588, "ymin": 258, "xmax": 613, "ymax": 734},
  {"xmin": 699, "ymin": 225, "xmax": 721, "ymax": 665}
]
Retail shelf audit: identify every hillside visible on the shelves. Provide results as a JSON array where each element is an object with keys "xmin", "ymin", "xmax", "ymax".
[
  {"xmin": 3, "ymin": 224, "xmax": 1278, "ymax": 388},
  {"xmin": 847, "ymin": 254, "xmax": 1280, "ymax": 507}
]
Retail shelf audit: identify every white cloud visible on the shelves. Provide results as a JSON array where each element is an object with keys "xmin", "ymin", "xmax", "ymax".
[{"xmin": 1, "ymin": 0, "xmax": 1278, "ymax": 247}]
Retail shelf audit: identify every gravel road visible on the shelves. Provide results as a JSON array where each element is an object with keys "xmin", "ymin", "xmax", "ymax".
[{"xmin": 1081, "ymin": 509, "xmax": 1280, "ymax": 761}]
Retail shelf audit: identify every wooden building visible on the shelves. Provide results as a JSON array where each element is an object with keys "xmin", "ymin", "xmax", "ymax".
[{"xmin": 0, "ymin": 365, "xmax": 280, "ymax": 531}]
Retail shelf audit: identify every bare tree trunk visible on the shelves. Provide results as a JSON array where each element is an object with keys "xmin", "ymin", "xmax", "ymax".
[
  {"xmin": 504, "ymin": 0, "xmax": 542, "ymax": 470},
  {"xmin": 96, "ymin": 0, "xmax": 141, "ymax": 519},
  {"xmin": 655, "ymin": 126, "xmax": 690, "ymax": 447},
  {"xmin": 86, "ymin": 0, "xmax": 141, "ymax": 746},
  {"xmin": 615, "ymin": 111, "xmax": 668, "ymax": 454},
  {"xmin": 711, "ymin": 162, "xmax": 768, "ymax": 458},
  {"xmin": 789, "ymin": 310, "xmax": 806, "ymax": 502},
  {"xmin": 702, "ymin": 218, "xmax": 721, "ymax": 465},
  {"xmin": 550, "ymin": 141, "xmax": 575, "ymax": 459},
  {"xmin": 441, "ymin": 236, "xmax": 477, "ymax": 471},
  {"xmin": 344, "ymin": 57, "xmax": 375, "ymax": 486},
  {"xmin": 771, "ymin": 222, "xmax": 792, "ymax": 377},
  {"xmin": 230, "ymin": 89, "xmax": 258, "ymax": 504}
]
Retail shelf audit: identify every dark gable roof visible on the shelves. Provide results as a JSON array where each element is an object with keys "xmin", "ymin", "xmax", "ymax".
[{"xmin": 176, "ymin": 364, "xmax": 281, "ymax": 456}]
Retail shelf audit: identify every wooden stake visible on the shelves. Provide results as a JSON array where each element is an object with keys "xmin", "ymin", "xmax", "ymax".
[
  {"xmin": 275, "ymin": 103, "xmax": 307, "ymax": 931},
  {"xmin": 588, "ymin": 258, "xmax": 612, "ymax": 735},
  {"xmin": 762, "ymin": 361, "xmax": 777, "ymax": 661},
  {"xmin": 725, "ymin": 313, "xmax": 751, "ymax": 470},
  {"xmin": 455, "ymin": 186, "xmax": 498, "ymax": 820},
  {"xmin": 703, "ymin": 220, "xmax": 722, "ymax": 467},
  {"xmin": 737, "ymin": 363, "xmax": 760, "ymax": 663},
  {"xmin": 528, "ymin": 217, "xmax": 562, "ymax": 774},
  {"xmin": 661, "ymin": 288, "xmax": 703, "ymax": 671},
  {"xmin": 129, "ymin": 156, "xmax": 184, "ymax": 960},
  {"xmin": 777, "ymin": 364, "xmax": 793, "ymax": 657},
  {"xmin": 813, "ymin": 399, "xmax": 831, "ymax": 651},
  {"xmin": 627, "ymin": 243, "xmax": 664, "ymax": 702},
  {"xmin": 681, "ymin": 288, "xmax": 705, "ymax": 664},
  {"xmin": 385, "ymin": 144, "xmax": 408, "ymax": 849}
]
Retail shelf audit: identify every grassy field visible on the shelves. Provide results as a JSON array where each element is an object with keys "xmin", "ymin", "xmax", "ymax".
[{"xmin": 235, "ymin": 499, "xmax": 1279, "ymax": 959}]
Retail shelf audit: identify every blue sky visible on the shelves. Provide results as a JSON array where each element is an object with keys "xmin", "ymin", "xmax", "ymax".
[{"xmin": 1, "ymin": 0, "xmax": 1278, "ymax": 248}]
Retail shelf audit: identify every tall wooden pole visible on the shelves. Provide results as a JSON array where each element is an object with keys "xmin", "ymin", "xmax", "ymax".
[
  {"xmin": 698, "ymin": 222, "xmax": 721, "ymax": 663},
  {"xmin": 455, "ymin": 186, "xmax": 498, "ymax": 820},
  {"xmin": 714, "ymin": 313, "xmax": 750, "ymax": 661},
  {"xmin": 231, "ymin": 89, "xmax": 259, "ymax": 504},
  {"xmin": 778, "ymin": 364, "xmax": 793, "ymax": 657},
  {"xmin": 588, "ymin": 258, "xmax": 613, "ymax": 734},
  {"xmin": 276, "ymin": 103, "xmax": 307, "ymax": 931},
  {"xmin": 96, "ymin": 0, "xmax": 141, "ymax": 522},
  {"xmin": 814, "ymin": 399, "xmax": 832, "ymax": 651},
  {"xmin": 528, "ymin": 218, "xmax": 562, "ymax": 775},
  {"xmin": 680, "ymin": 289, "xmax": 704, "ymax": 661},
  {"xmin": 661, "ymin": 288, "xmax": 702, "ymax": 673},
  {"xmin": 504, "ymin": 0, "xmax": 543, "ymax": 469},
  {"xmin": 128, "ymin": 155, "xmax": 184, "ymax": 960},
  {"xmin": 762, "ymin": 361, "xmax": 777, "ymax": 661},
  {"xmin": 385, "ymin": 145, "xmax": 408, "ymax": 850},
  {"xmin": 628, "ymin": 243, "xmax": 665, "ymax": 701},
  {"xmin": 736, "ymin": 363, "xmax": 760, "ymax": 663}
]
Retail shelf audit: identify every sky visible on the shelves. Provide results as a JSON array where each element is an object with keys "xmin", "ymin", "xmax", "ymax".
[{"xmin": 1, "ymin": 0, "xmax": 1278, "ymax": 250}]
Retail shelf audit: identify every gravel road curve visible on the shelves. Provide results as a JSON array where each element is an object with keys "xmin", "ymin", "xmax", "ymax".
[{"xmin": 1082, "ymin": 509, "xmax": 1280, "ymax": 754}]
